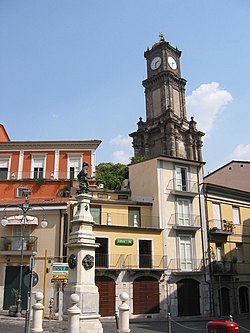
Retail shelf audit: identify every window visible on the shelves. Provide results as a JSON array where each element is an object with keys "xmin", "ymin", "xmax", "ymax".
[
  {"xmin": 179, "ymin": 235, "xmax": 193, "ymax": 270},
  {"xmin": 177, "ymin": 198, "xmax": 191, "ymax": 226},
  {"xmin": 128, "ymin": 207, "xmax": 140, "ymax": 227},
  {"xmin": 233, "ymin": 207, "xmax": 241, "ymax": 225},
  {"xmin": 90, "ymin": 205, "xmax": 101, "ymax": 224},
  {"xmin": 68, "ymin": 156, "xmax": 81, "ymax": 180},
  {"xmin": 212, "ymin": 203, "xmax": 222, "ymax": 229},
  {"xmin": 95, "ymin": 237, "xmax": 108, "ymax": 267},
  {"xmin": 16, "ymin": 186, "xmax": 30, "ymax": 198},
  {"xmin": 216, "ymin": 244, "xmax": 223, "ymax": 261},
  {"xmin": 175, "ymin": 166, "xmax": 188, "ymax": 191},
  {"xmin": 236, "ymin": 243, "xmax": 243, "ymax": 262},
  {"xmin": 0, "ymin": 157, "xmax": 10, "ymax": 180},
  {"xmin": 12, "ymin": 225, "xmax": 31, "ymax": 251},
  {"xmin": 139, "ymin": 240, "xmax": 152, "ymax": 268},
  {"xmin": 31, "ymin": 156, "xmax": 45, "ymax": 179}
]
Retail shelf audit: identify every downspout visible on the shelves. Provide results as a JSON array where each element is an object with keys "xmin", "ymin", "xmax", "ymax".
[{"xmin": 197, "ymin": 164, "xmax": 213, "ymax": 316}]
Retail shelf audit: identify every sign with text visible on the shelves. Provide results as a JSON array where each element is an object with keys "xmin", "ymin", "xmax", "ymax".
[
  {"xmin": 52, "ymin": 263, "xmax": 69, "ymax": 281},
  {"xmin": 115, "ymin": 238, "xmax": 133, "ymax": 246}
]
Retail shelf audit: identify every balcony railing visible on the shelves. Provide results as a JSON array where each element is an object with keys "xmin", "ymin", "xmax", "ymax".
[
  {"xmin": 209, "ymin": 220, "xmax": 235, "ymax": 235},
  {"xmin": 1, "ymin": 170, "xmax": 74, "ymax": 181},
  {"xmin": 167, "ymin": 179, "xmax": 199, "ymax": 194},
  {"xmin": 95, "ymin": 254, "xmax": 167, "ymax": 269},
  {"xmin": 168, "ymin": 213, "xmax": 201, "ymax": 228},
  {"xmin": 211, "ymin": 260, "xmax": 236, "ymax": 274},
  {"xmin": 95, "ymin": 212, "xmax": 160, "ymax": 229},
  {"xmin": 167, "ymin": 258, "xmax": 204, "ymax": 272},
  {"xmin": 0, "ymin": 236, "xmax": 38, "ymax": 253}
]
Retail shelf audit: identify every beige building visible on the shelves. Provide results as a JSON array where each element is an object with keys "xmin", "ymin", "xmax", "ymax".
[
  {"xmin": 204, "ymin": 160, "xmax": 250, "ymax": 317},
  {"xmin": 129, "ymin": 156, "xmax": 209, "ymax": 316}
]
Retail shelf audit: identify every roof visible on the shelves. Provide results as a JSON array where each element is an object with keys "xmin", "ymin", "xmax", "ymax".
[
  {"xmin": 0, "ymin": 197, "xmax": 69, "ymax": 207},
  {"xmin": 0, "ymin": 124, "xmax": 10, "ymax": 142},
  {"xmin": 204, "ymin": 160, "xmax": 250, "ymax": 192},
  {"xmin": 0, "ymin": 139, "xmax": 101, "ymax": 151}
]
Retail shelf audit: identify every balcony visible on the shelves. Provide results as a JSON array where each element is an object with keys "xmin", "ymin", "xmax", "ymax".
[
  {"xmin": 209, "ymin": 220, "xmax": 235, "ymax": 241},
  {"xmin": 95, "ymin": 212, "xmax": 160, "ymax": 229},
  {"xmin": 0, "ymin": 236, "xmax": 38, "ymax": 255},
  {"xmin": 167, "ymin": 179, "xmax": 199, "ymax": 196},
  {"xmin": 211, "ymin": 260, "xmax": 236, "ymax": 275},
  {"xmin": 1, "ymin": 170, "xmax": 74, "ymax": 181},
  {"xmin": 167, "ymin": 258, "xmax": 204, "ymax": 273},
  {"xmin": 95, "ymin": 254, "xmax": 167, "ymax": 270},
  {"xmin": 168, "ymin": 213, "xmax": 201, "ymax": 231}
]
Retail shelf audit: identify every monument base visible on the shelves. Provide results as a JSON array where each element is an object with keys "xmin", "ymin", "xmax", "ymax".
[{"xmin": 59, "ymin": 314, "xmax": 103, "ymax": 333}]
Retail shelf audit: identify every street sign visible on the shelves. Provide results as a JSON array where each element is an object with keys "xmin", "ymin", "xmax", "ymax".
[
  {"xmin": 52, "ymin": 263, "xmax": 69, "ymax": 281},
  {"xmin": 115, "ymin": 238, "xmax": 133, "ymax": 246}
]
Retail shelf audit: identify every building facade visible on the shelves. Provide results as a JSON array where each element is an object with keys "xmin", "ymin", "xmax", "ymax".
[
  {"xmin": 204, "ymin": 161, "xmax": 250, "ymax": 317},
  {"xmin": 0, "ymin": 124, "xmax": 101, "ymax": 313}
]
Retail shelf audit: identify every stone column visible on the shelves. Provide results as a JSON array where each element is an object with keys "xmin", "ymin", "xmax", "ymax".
[{"xmin": 61, "ymin": 193, "xmax": 103, "ymax": 333}]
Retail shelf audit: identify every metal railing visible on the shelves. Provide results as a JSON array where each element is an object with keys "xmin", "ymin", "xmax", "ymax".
[
  {"xmin": 167, "ymin": 178, "xmax": 199, "ymax": 193},
  {"xmin": 167, "ymin": 258, "xmax": 204, "ymax": 272},
  {"xmin": 0, "ymin": 236, "xmax": 38, "ymax": 252},
  {"xmin": 209, "ymin": 219, "xmax": 235, "ymax": 234},
  {"xmin": 95, "ymin": 254, "xmax": 167, "ymax": 269},
  {"xmin": 96, "ymin": 212, "xmax": 160, "ymax": 229},
  {"xmin": 168, "ymin": 213, "xmax": 201, "ymax": 228},
  {"xmin": 211, "ymin": 260, "xmax": 236, "ymax": 274}
]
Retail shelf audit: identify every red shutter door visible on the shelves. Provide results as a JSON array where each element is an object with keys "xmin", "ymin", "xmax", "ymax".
[
  {"xmin": 133, "ymin": 276, "xmax": 159, "ymax": 314},
  {"xmin": 96, "ymin": 276, "xmax": 115, "ymax": 317}
]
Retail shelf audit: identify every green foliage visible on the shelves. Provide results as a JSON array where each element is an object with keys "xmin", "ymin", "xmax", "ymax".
[
  {"xmin": 95, "ymin": 163, "xmax": 129, "ymax": 191},
  {"xmin": 130, "ymin": 155, "xmax": 145, "ymax": 164},
  {"xmin": 11, "ymin": 288, "xmax": 18, "ymax": 305}
]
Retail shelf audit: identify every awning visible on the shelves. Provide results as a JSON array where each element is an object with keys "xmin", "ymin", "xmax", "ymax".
[{"xmin": 6, "ymin": 215, "xmax": 38, "ymax": 225}]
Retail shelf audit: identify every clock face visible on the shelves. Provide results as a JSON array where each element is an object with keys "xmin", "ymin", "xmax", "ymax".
[
  {"xmin": 168, "ymin": 56, "xmax": 177, "ymax": 70},
  {"xmin": 151, "ymin": 56, "xmax": 162, "ymax": 70}
]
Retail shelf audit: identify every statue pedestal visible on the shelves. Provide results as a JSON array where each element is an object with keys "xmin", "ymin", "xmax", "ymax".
[{"xmin": 61, "ymin": 193, "xmax": 103, "ymax": 333}]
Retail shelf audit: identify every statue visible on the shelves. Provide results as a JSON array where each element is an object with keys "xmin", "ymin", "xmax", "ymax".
[{"xmin": 77, "ymin": 162, "xmax": 89, "ymax": 194}]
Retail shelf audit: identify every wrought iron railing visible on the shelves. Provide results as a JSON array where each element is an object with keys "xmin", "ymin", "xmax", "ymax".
[
  {"xmin": 0, "ymin": 236, "xmax": 38, "ymax": 252},
  {"xmin": 168, "ymin": 213, "xmax": 201, "ymax": 228},
  {"xmin": 167, "ymin": 258, "xmax": 204, "ymax": 272},
  {"xmin": 95, "ymin": 212, "xmax": 160, "ymax": 229},
  {"xmin": 167, "ymin": 178, "xmax": 199, "ymax": 193},
  {"xmin": 211, "ymin": 260, "xmax": 236, "ymax": 274},
  {"xmin": 95, "ymin": 254, "xmax": 167, "ymax": 269}
]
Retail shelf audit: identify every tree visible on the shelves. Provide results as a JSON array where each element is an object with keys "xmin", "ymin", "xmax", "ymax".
[{"xmin": 95, "ymin": 163, "xmax": 129, "ymax": 191}]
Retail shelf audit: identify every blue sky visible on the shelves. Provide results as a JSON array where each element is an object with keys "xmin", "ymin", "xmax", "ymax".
[{"xmin": 1, "ymin": 1, "xmax": 250, "ymax": 174}]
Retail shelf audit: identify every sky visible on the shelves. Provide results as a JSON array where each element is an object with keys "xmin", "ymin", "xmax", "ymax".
[{"xmin": 0, "ymin": 1, "xmax": 250, "ymax": 175}]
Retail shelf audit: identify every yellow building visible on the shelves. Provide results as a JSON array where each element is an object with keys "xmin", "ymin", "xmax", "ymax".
[
  {"xmin": 69, "ymin": 187, "xmax": 165, "ymax": 318},
  {"xmin": 204, "ymin": 161, "xmax": 250, "ymax": 317}
]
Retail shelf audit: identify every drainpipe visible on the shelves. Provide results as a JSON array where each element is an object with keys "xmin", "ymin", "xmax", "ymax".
[{"xmin": 197, "ymin": 164, "xmax": 214, "ymax": 316}]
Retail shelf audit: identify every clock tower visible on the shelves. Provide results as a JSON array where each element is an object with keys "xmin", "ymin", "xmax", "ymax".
[{"xmin": 130, "ymin": 34, "xmax": 204, "ymax": 161}]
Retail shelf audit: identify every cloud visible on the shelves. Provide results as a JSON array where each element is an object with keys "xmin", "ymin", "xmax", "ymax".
[
  {"xmin": 230, "ymin": 144, "xmax": 250, "ymax": 160},
  {"xmin": 109, "ymin": 135, "xmax": 133, "ymax": 164},
  {"xmin": 186, "ymin": 82, "xmax": 233, "ymax": 135},
  {"xmin": 112, "ymin": 150, "xmax": 131, "ymax": 164},
  {"xmin": 109, "ymin": 135, "xmax": 131, "ymax": 146},
  {"xmin": 51, "ymin": 113, "xmax": 59, "ymax": 119}
]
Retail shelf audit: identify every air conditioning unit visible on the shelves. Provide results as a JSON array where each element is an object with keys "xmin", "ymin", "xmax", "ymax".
[{"xmin": 16, "ymin": 187, "xmax": 31, "ymax": 198}]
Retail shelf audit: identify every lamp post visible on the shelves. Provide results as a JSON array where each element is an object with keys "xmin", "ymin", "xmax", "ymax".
[{"xmin": 1, "ymin": 192, "xmax": 48, "ymax": 323}]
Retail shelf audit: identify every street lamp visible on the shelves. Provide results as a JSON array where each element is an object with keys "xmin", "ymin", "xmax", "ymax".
[{"xmin": 1, "ymin": 192, "xmax": 48, "ymax": 321}]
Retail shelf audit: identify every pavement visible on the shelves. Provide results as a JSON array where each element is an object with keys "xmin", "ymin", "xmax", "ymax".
[{"xmin": 0, "ymin": 314, "xmax": 250, "ymax": 333}]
